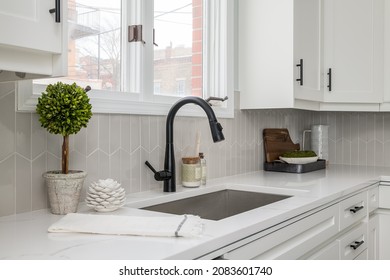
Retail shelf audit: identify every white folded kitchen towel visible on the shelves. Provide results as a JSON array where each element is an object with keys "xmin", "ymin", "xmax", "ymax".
[{"xmin": 48, "ymin": 213, "xmax": 203, "ymax": 237}]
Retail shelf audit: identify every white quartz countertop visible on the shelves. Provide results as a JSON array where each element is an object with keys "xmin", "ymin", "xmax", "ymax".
[{"xmin": 1, "ymin": 164, "xmax": 390, "ymax": 260}]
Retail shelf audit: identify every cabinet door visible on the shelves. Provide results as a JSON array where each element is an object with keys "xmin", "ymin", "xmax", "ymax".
[
  {"xmin": 379, "ymin": 211, "xmax": 390, "ymax": 259},
  {"xmin": 368, "ymin": 186, "xmax": 379, "ymax": 214},
  {"xmin": 368, "ymin": 214, "xmax": 379, "ymax": 260},
  {"xmin": 294, "ymin": 0, "xmax": 322, "ymax": 101},
  {"xmin": 0, "ymin": 0, "xmax": 66, "ymax": 79},
  {"xmin": 0, "ymin": 0, "xmax": 62, "ymax": 53},
  {"xmin": 239, "ymin": 0, "xmax": 295, "ymax": 109},
  {"xmin": 323, "ymin": 0, "xmax": 384, "ymax": 103}
]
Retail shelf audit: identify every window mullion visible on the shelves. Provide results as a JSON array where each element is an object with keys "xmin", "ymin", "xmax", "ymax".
[
  {"xmin": 142, "ymin": 0, "xmax": 155, "ymax": 102},
  {"xmin": 121, "ymin": 0, "xmax": 129, "ymax": 92},
  {"xmin": 202, "ymin": 0, "xmax": 209, "ymax": 99},
  {"xmin": 126, "ymin": 0, "xmax": 149, "ymax": 96},
  {"xmin": 203, "ymin": 0, "xmax": 233, "ymax": 113}
]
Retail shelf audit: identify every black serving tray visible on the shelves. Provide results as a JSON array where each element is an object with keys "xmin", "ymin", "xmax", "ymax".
[{"xmin": 264, "ymin": 159, "xmax": 326, "ymax": 173}]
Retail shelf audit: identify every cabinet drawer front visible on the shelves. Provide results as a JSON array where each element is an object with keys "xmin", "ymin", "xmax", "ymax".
[
  {"xmin": 354, "ymin": 249, "xmax": 368, "ymax": 260},
  {"xmin": 338, "ymin": 223, "xmax": 367, "ymax": 260},
  {"xmin": 223, "ymin": 205, "xmax": 339, "ymax": 260},
  {"xmin": 368, "ymin": 186, "xmax": 379, "ymax": 213},
  {"xmin": 306, "ymin": 240, "xmax": 340, "ymax": 260},
  {"xmin": 339, "ymin": 192, "xmax": 367, "ymax": 230}
]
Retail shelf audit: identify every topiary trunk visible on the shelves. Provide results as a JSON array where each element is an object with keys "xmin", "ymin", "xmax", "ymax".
[{"xmin": 62, "ymin": 135, "xmax": 69, "ymax": 174}]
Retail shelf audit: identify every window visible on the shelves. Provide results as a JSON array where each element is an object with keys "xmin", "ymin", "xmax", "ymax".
[
  {"xmin": 154, "ymin": 0, "xmax": 202, "ymax": 97},
  {"xmin": 19, "ymin": 0, "xmax": 234, "ymax": 117},
  {"xmin": 35, "ymin": 0, "xmax": 121, "ymax": 91}
]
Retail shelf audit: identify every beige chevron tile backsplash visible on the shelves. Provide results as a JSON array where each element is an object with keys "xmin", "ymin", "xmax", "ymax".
[{"xmin": 2, "ymin": 82, "xmax": 390, "ymax": 216}]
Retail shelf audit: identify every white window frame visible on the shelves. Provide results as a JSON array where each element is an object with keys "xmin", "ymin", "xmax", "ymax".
[{"xmin": 16, "ymin": 0, "xmax": 234, "ymax": 118}]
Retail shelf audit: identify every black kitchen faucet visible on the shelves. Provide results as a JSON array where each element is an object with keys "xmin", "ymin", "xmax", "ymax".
[{"xmin": 145, "ymin": 96, "xmax": 225, "ymax": 192}]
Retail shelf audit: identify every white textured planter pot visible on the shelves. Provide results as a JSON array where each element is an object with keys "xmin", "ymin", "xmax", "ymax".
[{"xmin": 43, "ymin": 171, "xmax": 87, "ymax": 215}]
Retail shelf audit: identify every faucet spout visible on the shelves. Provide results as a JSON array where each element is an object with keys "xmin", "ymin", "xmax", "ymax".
[
  {"xmin": 166, "ymin": 96, "xmax": 225, "ymax": 145},
  {"xmin": 146, "ymin": 96, "xmax": 224, "ymax": 192}
]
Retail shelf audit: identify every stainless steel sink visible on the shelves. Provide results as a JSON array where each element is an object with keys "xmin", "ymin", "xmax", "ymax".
[{"xmin": 142, "ymin": 189, "xmax": 291, "ymax": 220}]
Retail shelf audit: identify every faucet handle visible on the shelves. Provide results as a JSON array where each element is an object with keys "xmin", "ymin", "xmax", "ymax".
[
  {"xmin": 154, "ymin": 170, "xmax": 172, "ymax": 181},
  {"xmin": 145, "ymin": 161, "xmax": 172, "ymax": 181}
]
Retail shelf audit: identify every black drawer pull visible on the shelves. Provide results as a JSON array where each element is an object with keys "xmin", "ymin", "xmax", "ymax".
[
  {"xmin": 296, "ymin": 59, "xmax": 303, "ymax": 86},
  {"xmin": 349, "ymin": 206, "xmax": 364, "ymax": 213},
  {"xmin": 350, "ymin": 240, "xmax": 364, "ymax": 250}
]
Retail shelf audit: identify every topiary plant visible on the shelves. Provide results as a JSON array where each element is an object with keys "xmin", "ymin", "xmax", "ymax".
[{"xmin": 36, "ymin": 82, "xmax": 92, "ymax": 174}]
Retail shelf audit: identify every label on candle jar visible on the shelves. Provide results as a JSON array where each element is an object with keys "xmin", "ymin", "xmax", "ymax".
[{"xmin": 181, "ymin": 157, "xmax": 201, "ymax": 188}]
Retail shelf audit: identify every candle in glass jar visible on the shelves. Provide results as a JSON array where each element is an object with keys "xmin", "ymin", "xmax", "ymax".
[{"xmin": 181, "ymin": 157, "xmax": 201, "ymax": 187}]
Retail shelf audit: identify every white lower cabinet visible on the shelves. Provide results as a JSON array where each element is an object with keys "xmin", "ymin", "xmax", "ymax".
[
  {"xmin": 367, "ymin": 186, "xmax": 380, "ymax": 259},
  {"xmin": 378, "ymin": 183, "xmax": 390, "ymax": 259},
  {"xmin": 338, "ymin": 223, "xmax": 367, "ymax": 260},
  {"xmin": 306, "ymin": 240, "xmax": 340, "ymax": 260},
  {"xmin": 222, "ymin": 186, "xmax": 378, "ymax": 260},
  {"xmin": 309, "ymin": 222, "xmax": 369, "ymax": 260},
  {"xmin": 223, "ymin": 204, "xmax": 339, "ymax": 260},
  {"xmin": 354, "ymin": 249, "xmax": 369, "ymax": 260},
  {"xmin": 339, "ymin": 191, "xmax": 367, "ymax": 230},
  {"xmin": 379, "ymin": 211, "xmax": 390, "ymax": 259},
  {"xmin": 368, "ymin": 214, "xmax": 379, "ymax": 259}
]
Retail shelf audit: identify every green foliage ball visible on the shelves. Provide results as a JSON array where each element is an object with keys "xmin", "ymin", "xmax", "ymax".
[
  {"xmin": 281, "ymin": 150, "xmax": 317, "ymax": 158},
  {"xmin": 36, "ymin": 82, "xmax": 93, "ymax": 136}
]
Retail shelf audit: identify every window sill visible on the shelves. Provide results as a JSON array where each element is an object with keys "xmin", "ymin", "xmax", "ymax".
[{"xmin": 16, "ymin": 80, "xmax": 234, "ymax": 119}]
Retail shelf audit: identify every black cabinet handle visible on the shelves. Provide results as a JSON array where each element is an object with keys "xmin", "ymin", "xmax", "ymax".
[
  {"xmin": 49, "ymin": 0, "xmax": 61, "ymax": 23},
  {"xmin": 296, "ymin": 59, "xmax": 303, "ymax": 86},
  {"xmin": 327, "ymin": 68, "xmax": 332, "ymax": 91},
  {"xmin": 350, "ymin": 240, "xmax": 364, "ymax": 250},
  {"xmin": 349, "ymin": 206, "xmax": 364, "ymax": 213}
]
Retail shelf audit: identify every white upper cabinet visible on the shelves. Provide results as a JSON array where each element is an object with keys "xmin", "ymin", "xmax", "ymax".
[
  {"xmin": 322, "ymin": 0, "xmax": 384, "ymax": 104},
  {"xmin": 0, "ymin": 0, "xmax": 67, "ymax": 81},
  {"xmin": 294, "ymin": 0, "xmax": 322, "ymax": 101},
  {"xmin": 381, "ymin": 1, "xmax": 390, "ymax": 110},
  {"xmin": 239, "ymin": 0, "xmax": 293, "ymax": 109},
  {"xmin": 239, "ymin": 0, "xmax": 321, "ymax": 109},
  {"xmin": 0, "ymin": 0, "xmax": 62, "ymax": 53},
  {"xmin": 239, "ymin": 0, "xmax": 385, "ymax": 111}
]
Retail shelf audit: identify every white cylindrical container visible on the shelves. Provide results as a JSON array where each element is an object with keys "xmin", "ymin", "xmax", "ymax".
[
  {"xmin": 303, "ymin": 125, "xmax": 329, "ymax": 161},
  {"xmin": 310, "ymin": 125, "xmax": 329, "ymax": 161},
  {"xmin": 181, "ymin": 157, "xmax": 201, "ymax": 187}
]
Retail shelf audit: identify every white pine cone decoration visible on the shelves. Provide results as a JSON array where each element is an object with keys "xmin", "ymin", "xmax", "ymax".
[{"xmin": 85, "ymin": 179, "xmax": 126, "ymax": 212}]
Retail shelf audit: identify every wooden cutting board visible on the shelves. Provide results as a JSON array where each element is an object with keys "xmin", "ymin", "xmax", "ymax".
[{"xmin": 263, "ymin": 129, "xmax": 300, "ymax": 162}]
